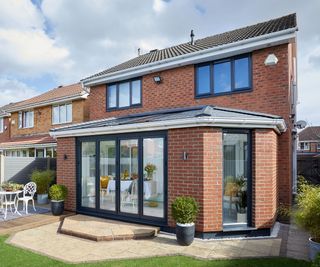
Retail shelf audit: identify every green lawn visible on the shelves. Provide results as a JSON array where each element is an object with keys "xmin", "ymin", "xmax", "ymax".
[{"xmin": 0, "ymin": 235, "xmax": 311, "ymax": 267}]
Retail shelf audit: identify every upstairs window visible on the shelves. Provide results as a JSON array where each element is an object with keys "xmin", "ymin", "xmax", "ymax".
[
  {"xmin": 317, "ymin": 143, "xmax": 320, "ymax": 150},
  {"xmin": 299, "ymin": 142, "xmax": 310, "ymax": 150},
  {"xmin": 0, "ymin": 118, "xmax": 3, "ymax": 133},
  {"xmin": 107, "ymin": 79, "xmax": 141, "ymax": 110},
  {"xmin": 52, "ymin": 103, "xmax": 72, "ymax": 124},
  {"xmin": 18, "ymin": 110, "xmax": 34, "ymax": 129},
  {"xmin": 195, "ymin": 54, "xmax": 251, "ymax": 97}
]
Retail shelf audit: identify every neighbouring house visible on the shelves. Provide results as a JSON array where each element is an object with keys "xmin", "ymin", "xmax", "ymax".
[
  {"xmin": 0, "ymin": 83, "xmax": 89, "ymax": 184},
  {"xmin": 50, "ymin": 14, "xmax": 298, "ymax": 237},
  {"xmin": 297, "ymin": 126, "xmax": 320, "ymax": 184}
]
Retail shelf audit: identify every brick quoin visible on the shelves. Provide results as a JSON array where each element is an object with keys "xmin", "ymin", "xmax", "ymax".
[
  {"xmin": 56, "ymin": 137, "xmax": 76, "ymax": 211},
  {"xmin": 88, "ymin": 44, "xmax": 294, "ymax": 207}
]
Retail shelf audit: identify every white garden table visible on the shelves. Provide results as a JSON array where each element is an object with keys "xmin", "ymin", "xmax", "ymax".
[{"xmin": 0, "ymin": 190, "xmax": 22, "ymax": 220}]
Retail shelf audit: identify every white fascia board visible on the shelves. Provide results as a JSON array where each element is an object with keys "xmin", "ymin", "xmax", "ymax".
[
  {"xmin": 0, "ymin": 142, "xmax": 57, "ymax": 150},
  {"xmin": 83, "ymin": 28, "xmax": 297, "ymax": 87},
  {"xmin": 6, "ymin": 93, "xmax": 89, "ymax": 113},
  {"xmin": 50, "ymin": 117, "xmax": 286, "ymax": 138}
]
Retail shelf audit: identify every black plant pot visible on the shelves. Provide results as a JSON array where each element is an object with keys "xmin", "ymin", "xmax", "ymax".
[
  {"xmin": 176, "ymin": 223, "xmax": 195, "ymax": 246},
  {"xmin": 51, "ymin": 200, "xmax": 64, "ymax": 216}
]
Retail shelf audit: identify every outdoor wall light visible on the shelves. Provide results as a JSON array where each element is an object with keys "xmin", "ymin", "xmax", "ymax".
[
  {"xmin": 64, "ymin": 154, "xmax": 68, "ymax": 160},
  {"xmin": 264, "ymin": 53, "xmax": 278, "ymax": 66},
  {"xmin": 153, "ymin": 76, "xmax": 162, "ymax": 84},
  {"xmin": 183, "ymin": 151, "xmax": 188, "ymax": 160}
]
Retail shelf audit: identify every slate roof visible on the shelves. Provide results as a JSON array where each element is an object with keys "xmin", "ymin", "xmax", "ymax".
[
  {"xmin": 6, "ymin": 83, "xmax": 87, "ymax": 112},
  {"xmin": 51, "ymin": 105, "xmax": 282, "ymax": 133},
  {"xmin": 0, "ymin": 103, "xmax": 18, "ymax": 117},
  {"xmin": 85, "ymin": 13, "xmax": 296, "ymax": 80},
  {"xmin": 298, "ymin": 127, "xmax": 320, "ymax": 141}
]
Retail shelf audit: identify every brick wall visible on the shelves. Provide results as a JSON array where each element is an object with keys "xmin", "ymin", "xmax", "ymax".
[
  {"xmin": 88, "ymin": 44, "xmax": 293, "ymax": 206},
  {"xmin": 10, "ymin": 99, "xmax": 87, "ymax": 138},
  {"xmin": 56, "ymin": 137, "xmax": 76, "ymax": 211},
  {"xmin": 252, "ymin": 129, "xmax": 278, "ymax": 228},
  {"xmin": 167, "ymin": 127, "xmax": 222, "ymax": 232},
  {"xmin": 0, "ymin": 117, "xmax": 11, "ymax": 143}
]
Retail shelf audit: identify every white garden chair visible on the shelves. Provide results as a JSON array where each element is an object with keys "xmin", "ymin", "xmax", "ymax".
[{"xmin": 17, "ymin": 182, "xmax": 37, "ymax": 214}]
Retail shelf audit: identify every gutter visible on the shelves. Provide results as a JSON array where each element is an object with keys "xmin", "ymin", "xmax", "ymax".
[
  {"xmin": 83, "ymin": 28, "xmax": 297, "ymax": 86},
  {"xmin": 50, "ymin": 117, "xmax": 286, "ymax": 138},
  {"xmin": 6, "ymin": 93, "xmax": 89, "ymax": 113},
  {"xmin": 0, "ymin": 142, "xmax": 57, "ymax": 150}
]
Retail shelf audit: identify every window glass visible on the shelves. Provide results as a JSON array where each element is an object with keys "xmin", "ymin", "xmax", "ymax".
[
  {"xmin": 108, "ymin": 85, "xmax": 117, "ymax": 108},
  {"xmin": 118, "ymin": 82, "xmax": 130, "ymax": 107},
  {"xmin": 0, "ymin": 118, "xmax": 3, "ymax": 132},
  {"xmin": 214, "ymin": 61, "xmax": 231, "ymax": 94},
  {"xmin": 131, "ymin": 80, "xmax": 141, "ymax": 105},
  {"xmin": 18, "ymin": 112, "xmax": 23, "ymax": 128},
  {"xmin": 196, "ymin": 65, "xmax": 211, "ymax": 95},
  {"xmin": 53, "ymin": 106, "xmax": 59, "ymax": 124},
  {"xmin": 60, "ymin": 105, "xmax": 66, "ymax": 124},
  {"xmin": 36, "ymin": 149, "xmax": 44, "ymax": 158},
  {"xmin": 235, "ymin": 57, "xmax": 250, "ymax": 89},
  {"xmin": 66, "ymin": 104, "xmax": 72, "ymax": 122},
  {"xmin": 29, "ymin": 148, "xmax": 35, "ymax": 157}
]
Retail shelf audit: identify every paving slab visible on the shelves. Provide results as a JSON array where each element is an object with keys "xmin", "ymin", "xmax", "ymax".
[
  {"xmin": 60, "ymin": 214, "xmax": 159, "ymax": 241},
  {"xmin": 7, "ymin": 221, "xmax": 282, "ymax": 263}
]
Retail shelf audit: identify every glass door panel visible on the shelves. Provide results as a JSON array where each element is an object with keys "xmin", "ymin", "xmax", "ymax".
[
  {"xmin": 81, "ymin": 142, "xmax": 96, "ymax": 208},
  {"xmin": 100, "ymin": 141, "xmax": 116, "ymax": 211},
  {"xmin": 143, "ymin": 138, "xmax": 164, "ymax": 218},
  {"xmin": 223, "ymin": 132, "xmax": 249, "ymax": 226},
  {"xmin": 120, "ymin": 139, "xmax": 139, "ymax": 214}
]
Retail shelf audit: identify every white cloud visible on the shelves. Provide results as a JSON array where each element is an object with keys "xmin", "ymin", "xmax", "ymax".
[
  {"xmin": 153, "ymin": 0, "xmax": 167, "ymax": 14},
  {"xmin": 0, "ymin": 78, "xmax": 39, "ymax": 106}
]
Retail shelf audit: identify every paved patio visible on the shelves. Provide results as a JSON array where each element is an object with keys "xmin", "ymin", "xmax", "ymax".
[{"xmin": 7, "ymin": 218, "xmax": 282, "ymax": 263}]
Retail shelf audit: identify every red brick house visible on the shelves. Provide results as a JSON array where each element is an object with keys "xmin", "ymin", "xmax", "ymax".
[
  {"xmin": 50, "ymin": 14, "xmax": 298, "ymax": 237},
  {"xmin": 0, "ymin": 83, "xmax": 89, "ymax": 184},
  {"xmin": 297, "ymin": 126, "xmax": 320, "ymax": 153}
]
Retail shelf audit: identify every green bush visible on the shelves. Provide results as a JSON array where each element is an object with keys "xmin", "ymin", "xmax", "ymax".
[
  {"xmin": 295, "ymin": 183, "xmax": 320, "ymax": 242},
  {"xmin": 171, "ymin": 196, "xmax": 199, "ymax": 224},
  {"xmin": 49, "ymin": 184, "xmax": 68, "ymax": 201},
  {"xmin": 313, "ymin": 253, "xmax": 320, "ymax": 267},
  {"xmin": 31, "ymin": 170, "xmax": 55, "ymax": 194}
]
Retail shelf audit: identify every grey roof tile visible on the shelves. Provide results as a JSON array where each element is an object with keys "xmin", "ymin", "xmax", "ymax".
[{"xmin": 84, "ymin": 13, "xmax": 296, "ymax": 81}]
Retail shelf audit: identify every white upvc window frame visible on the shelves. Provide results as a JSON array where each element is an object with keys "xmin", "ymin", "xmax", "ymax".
[
  {"xmin": 0, "ymin": 117, "xmax": 3, "ymax": 133},
  {"xmin": 299, "ymin": 142, "xmax": 310, "ymax": 151},
  {"xmin": 317, "ymin": 143, "xmax": 320, "ymax": 150},
  {"xmin": 52, "ymin": 103, "xmax": 72, "ymax": 125},
  {"xmin": 18, "ymin": 110, "xmax": 34, "ymax": 129}
]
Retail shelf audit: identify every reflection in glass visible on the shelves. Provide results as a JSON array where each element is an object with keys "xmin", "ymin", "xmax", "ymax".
[
  {"xmin": 100, "ymin": 141, "xmax": 116, "ymax": 211},
  {"xmin": 143, "ymin": 138, "xmax": 164, "ymax": 218},
  {"xmin": 131, "ymin": 80, "xmax": 141, "ymax": 105},
  {"xmin": 120, "ymin": 139, "xmax": 139, "ymax": 213},
  {"xmin": 196, "ymin": 65, "xmax": 211, "ymax": 95},
  {"xmin": 223, "ymin": 133, "xmax": 248, "ymax": 226},
  {"xmin": 81, "ymin": 142, "xmax": 96, "ymax": 208},
  {"xmin": 118, "ymin": 82, "xmax": 130, "ymax": 107},
  {"xmin": 214, "ymin": 61, "xmax": 231, "ymax": 93},
  {"xmin": 108, "ymin": 85, "xmax": 117, "ymax": 108},
  {"xmin": 235, "ymin": 57, "xmax": 249, "ymax": 89}
]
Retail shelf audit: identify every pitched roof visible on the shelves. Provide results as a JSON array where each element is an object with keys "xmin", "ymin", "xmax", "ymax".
[
  {"xmin": 298, "ymin": 127, "xmax": 320, "ymax": 141},
  {"xmin": 0, "ymin": 102, "xmax": 18, "ymax": 117},
  {"xmin": 6, "ymin": 83, "xmax": 88, "ymax": 112},
  {"xmin": 50, "ymin": 105, "xmax": 285, "ymax": 135},
  {"xmin": 0, "ymin": 134, "xmax": 55, "ymax": 149},
  {"xmin": 84, "ymin": 13, "xmax": 296, "ymax": 80}
]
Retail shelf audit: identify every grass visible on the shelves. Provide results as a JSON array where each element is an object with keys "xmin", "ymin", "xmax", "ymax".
[{"xmin": 0, "ymin": 235, "xmax": 311, "ymax": 267}]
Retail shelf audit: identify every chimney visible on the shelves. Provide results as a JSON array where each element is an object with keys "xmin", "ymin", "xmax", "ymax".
[{"xmin": 190, "ymin": 30, "xmax": 195, "ymax": 45}]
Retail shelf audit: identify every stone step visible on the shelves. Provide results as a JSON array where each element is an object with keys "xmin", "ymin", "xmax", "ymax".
[{"xmin": 60, "ymin": 214, "xmax": 160, "ymax": 242}]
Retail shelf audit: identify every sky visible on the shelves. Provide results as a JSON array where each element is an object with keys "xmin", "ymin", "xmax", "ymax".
[{"xmin": 0, "ymin": 0, "xmax": 319, "ymax": 125}]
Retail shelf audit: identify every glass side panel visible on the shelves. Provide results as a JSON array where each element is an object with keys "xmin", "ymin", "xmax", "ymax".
[
  {"xmin": 131, "ymin": 80, "xmax": 141, "ymax": 105},
  {"xmin": 107, "ymin": 85, "xmax": 117, "ymax": 108},
  {"xmin": 100, "ymin": 140, "xmax": 116, "ymax": 211},
  {"xmin": 234, "ymin": 57, "xmax": 250, "ymax": 89},
  {"xmin": 81, "ymin": 142, "xmax": 96, "ymax": 208},
  {"xmin": 120, "ymin": 139, "xmax": 139, "ymax": 214},
  {"xmin": 143, "ymin": 138, "xmax": 164, "ymax": 218},
  {"xmin": 214, "ymin": 61, "xmax": 231, "ymax": 94},
  {"xmin": 196, "ymin": 65, "xmax": 211, "ymax": 95},
  {"xmin": 223, "ymin": 133, "xmax": 248, "ymax": 226},
  {"xmin": 118, "ymin": 82, "xmax": 130, "ymax": 108}
]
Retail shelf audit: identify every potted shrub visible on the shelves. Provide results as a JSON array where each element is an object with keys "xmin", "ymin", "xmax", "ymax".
[
  {"xmin": 31, "ymin": 170, "xmax": 55, "ymax": 204},
  {"xmin": 295, "ymin": 183, "xmax": 320, "ymax": 260},
  {"xmin": 277, "ymin": 203, "xmax": 291, "ymax": 224},
  {"xmin": 171, "ymin": 196, "xmax": 199, "ymax": 246},
  {"xmin": 49, "ymin": 184, "xmax": 68, "ymax": 215}
]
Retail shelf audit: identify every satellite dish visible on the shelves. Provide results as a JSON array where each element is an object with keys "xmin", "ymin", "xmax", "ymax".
[{"xmin": 296, "ymin": 120, "xmax": 307, "ymax": 129}]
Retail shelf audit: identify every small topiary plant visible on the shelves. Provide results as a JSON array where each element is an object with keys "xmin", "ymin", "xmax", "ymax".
[
  {"xmin": 295, "ymin": 183, "xmax": 320, "ymax": 242},
  {"xmin": 171, "ymin": 196, "xmax": 199, "ymax": 224},
  {"xmin": 31, "ymin": 170, "xmax": 55, "ymax": 194},
  {"xmin": 49, "ymin": 184, "xmax": 68, "ymax": 201}
]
